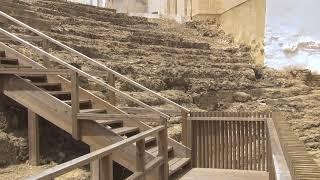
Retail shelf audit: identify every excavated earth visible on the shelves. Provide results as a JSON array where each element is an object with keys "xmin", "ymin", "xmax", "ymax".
[{"xmin": 0, "ymin": 0, "xmax": 320, "ymax": 178}]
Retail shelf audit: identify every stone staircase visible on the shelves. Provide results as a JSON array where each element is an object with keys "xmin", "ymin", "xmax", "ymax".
[{"xmin": 310, "ymin": 74, "xmax": 320, "ymax": 87}]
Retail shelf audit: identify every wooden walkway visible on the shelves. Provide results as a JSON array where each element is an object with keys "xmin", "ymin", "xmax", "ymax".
[{"xmin": 179, "ymin": 168, "xmax": 269, "ymax": 180}]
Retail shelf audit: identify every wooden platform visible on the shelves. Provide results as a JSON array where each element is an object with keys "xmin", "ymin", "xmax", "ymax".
[{"xmin": 179, "ymin": 168, "xmax": 269, "ymax": 180}]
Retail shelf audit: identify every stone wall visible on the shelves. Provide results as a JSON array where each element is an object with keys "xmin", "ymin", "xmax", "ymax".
[
  {"xmin": 219, "ymin": 0, "xmax": 266, "ymax": 65},
  {"xmin": 192, "ymin": 0, "xmax": 266, "ymax": 65}
]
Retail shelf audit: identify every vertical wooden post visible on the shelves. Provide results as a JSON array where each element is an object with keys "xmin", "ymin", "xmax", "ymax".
[
  {"xmin": 191, "ymin": 120, "xmax": 197, "ymax": 167},
  {"xmin": 91, "ymin": 146, "xmax": 100, "ymax": 180},
  {"xmin": 158, "ymin": 117, "xmax": 169, "ymax": 180},
  {"xmin": 107, "ymin": 73, "xmax": 116, "ymax": 105},
  {"xmin": 181, "ymin": 110, "xmax": 188, "ymax": 147},
  {"xmin": 42, "ymin": 39, "xmax": 51, "ymax": 68},
  {"xmin": 136, "ymin": 139, "xmax": 146, "ymax": 180},
  {"xmin": 71, "ymin": 71, "xmax": 80, "ymax": 140},
  {"xmin": 91, "ymin": 146, "xmax": 113, "ymax": 180},
  {"xmin": 100, "ymin": 155, "xmax": 113, "ymax": 180},
  {"xmin": 28, "ymin": 109, "xmax": 40, "ymax": 166}
]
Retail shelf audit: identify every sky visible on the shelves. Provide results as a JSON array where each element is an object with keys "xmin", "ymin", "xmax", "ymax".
[{"xmin": 265, "ymin": 0, "xmax": 320, "ymax": 73}]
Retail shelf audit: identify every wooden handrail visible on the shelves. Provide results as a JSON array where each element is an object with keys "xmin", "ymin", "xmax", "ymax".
[
  {"xmin": 25, "ymin": 126, "xmax": 166, "ymax": 180},
  {"xmin": 0, "ymin": 27, "xmax": 170, "ymax": 119},
  {"xmin": 266, "ymin": 117, "xmax": 292, "ymax": 180},
  {"xmin": 0, "ymin": 10, "xmax": 190, "ymax": 113},
  {"xmin": 77, "ymin": 113, "xmax": 163, "ymax": 123},
  {"xmin": 188, "ymin": 117, "xmax": 271, "ymax": 121},
  {"xmin": 119, "ymin": 107, "xmax": 183, "ymax": 116}
]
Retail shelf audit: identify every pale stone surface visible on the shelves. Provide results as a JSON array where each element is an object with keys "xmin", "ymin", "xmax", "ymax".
[
  {"xmin": 233, "ymin": 92, "xmax": 252, "ymax": 102},
  {"xmin": 179, "ymin": 168, "xmax": 269, "ymax": 180}
]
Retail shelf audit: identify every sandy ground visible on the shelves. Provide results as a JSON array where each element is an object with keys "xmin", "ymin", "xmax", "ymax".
[{"xmin": 0, "ymin": 164, "xmax": 89, "ymax": 180}]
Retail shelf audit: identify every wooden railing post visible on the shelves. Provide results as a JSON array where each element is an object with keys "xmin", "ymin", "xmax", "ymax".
[
  {"xmin": 190, "ymin": 119, "xmax": 197, "ymax": 167},
  {"xmin": 100, "ymin": 155, "xmax": 113, "ymax": 180},
  {"xmin": 28, "ymin": 109, "xmax": 40, "ymax": 166},
  {"xmin": 71, "ymin": 71, "xmax": 80, "ymax": 140},
  {"xmin": 91, "ymin": 146, "xmax": 113, "ymax": 180},
  {"xmin": 136, "ymin": 139, "xmax": 146, "ymax": 180},
  {"xmin": 158, "ymin": 118, "xmax": 169, "ymax": 180},
  {"xmin": 107, "ymin": 73, "xmax": 116, "ymax": 105},
  {"xmin": 181, "ymin": 110, "xmax": 188, "ymax": 147},
  {"xmin": 42, "ymin": 39, "xmax": 51, "ymax": 68},
  {"xmin": 90, "ymin": 146, "xmax": 100, "ymax": 180}
]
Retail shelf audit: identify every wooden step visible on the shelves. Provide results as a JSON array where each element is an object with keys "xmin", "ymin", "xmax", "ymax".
[
  {"xmin": 146, "ymin": 146, "xmax": 173, "ymax": 157},
  {"xmin": 113, "ymin": 127, "xmax": 139, "ymax": 136},
  {"xmin": 33, "ymin": 82, "xmax": 62, "ymax": 91},
  {"xmin": 0, "ymin": 57, "xmax": 19, "ymax": 65},
  {"xmin": 80, "ymin": 109, "xmax": 107, "ymax": 113},
  {"xmin": 0, "ymin": 65, "xmax": 33, "ymax": 69},
  {"xmin": 0, "ymin": 51, "xmax": 5, "ymax": 57},
  {"xmin": 63, "ymin": 99, "xmax": 92, "ymax": 109},
  {"xmin": 20, "ymin": 74, "xmax": 47, "ymax": 82},
  {"xmin": 96, "ymin": 119, "xmax": 123, "ymax": 127},
  {"xmin": 145, "ymin": 136, "xmax": 156, "ymax": 145},
  {"xmin": 169, "ymin": 158, "xmax": 191, "ymax": 176},
  {"xmin": 48, "ymin": 91, "xmax": 71, "ymax": 100}
]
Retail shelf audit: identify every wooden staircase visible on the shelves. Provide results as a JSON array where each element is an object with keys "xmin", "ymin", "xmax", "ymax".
[{"xmin": 0, "ymin": 43, "xmax": 190, "ymax": 178}]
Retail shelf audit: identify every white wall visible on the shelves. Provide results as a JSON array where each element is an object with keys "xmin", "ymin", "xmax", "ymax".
[
  {"xmin": 67, "ymin": 0, "xmax": 107, "ymax": 7},
  {"xmin": 265, "ymin": 0, "xmax": 320, "ymax": 73}
]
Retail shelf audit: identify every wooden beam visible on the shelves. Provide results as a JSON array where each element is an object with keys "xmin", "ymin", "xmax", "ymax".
[
  {"xmin": 41, "ymin": 39, "xmax": 51, "ymax": 68},
  {"xmin": 91, "ymin": 147, "xmax": 113, "ymax": 180},
  {"xmin": 126, "ymin": 156, "xmax": 165, "ymax": 180},
  {"xmin": 71, "ymin": 71, "xmax": 80, "ymax": 140},
  {"xmin": 90, "ymin": 146, "xmax": 100, "ymax": 180},
  {"xmin": 181, "ymin": 111, "xmax": 188, "ymax": 147},
  {"xmin": 28, "ymin": 109, "xmax": 40, "ymax": 166},
  {"xmin": 266, "ymin": 117, "xmax": 292, "ymax": 180},
  {"xmin": 158, "ymin": 119, "xmax": 169, "ymax": 180},
  {"xmin": 136, "ymin": 139, "xmax": 146, "ymax": 180},
  {"xmin": 0, "ymin": 68, "xmax": 70, "ymax": 75},
  {"xmin": 119, "ymin": 107, "xmax": 182, "ymax": 116},
  {"xmin": 107, "ymin": 73, "xmax": 116, "ymax": 105},
  {"xmin": 77, "ymin": 113, "xmax": 162, "ymax": 123},
  {"xmin": 100, "ymin": 155, "xmax": 113, "ymax": 180},
  {"xmin": 0, "ymin": 34, "xmax": 42, "ymax": 42},
  {"xmin": 188, "ymin": 117, "xmax": 270, "ymax": 122}
]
